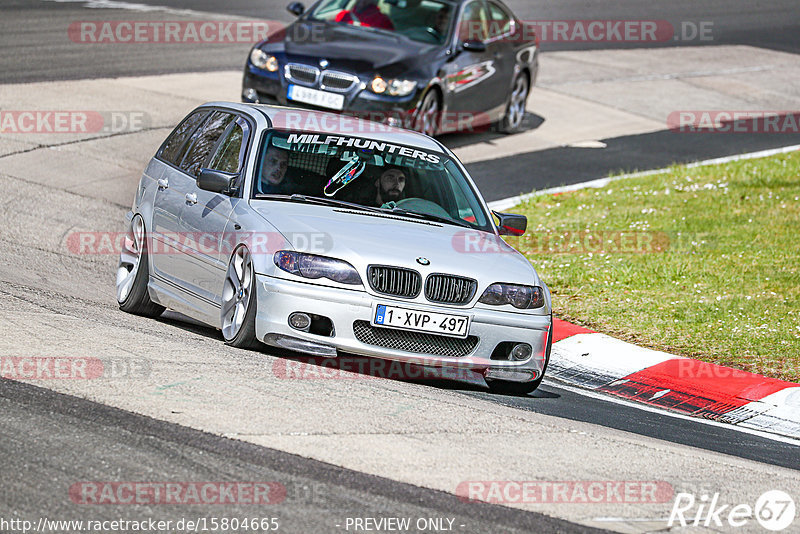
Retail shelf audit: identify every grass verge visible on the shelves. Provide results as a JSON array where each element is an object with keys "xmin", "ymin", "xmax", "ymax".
[{"xmin": 509, "ymin": 151, "xmax": 800, "ymax": 382}]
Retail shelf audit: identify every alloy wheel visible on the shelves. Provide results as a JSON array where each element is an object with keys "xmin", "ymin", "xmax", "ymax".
[
  {"xmin": 507, "ymin": 76, "xmax": 529, "ymax": 130},
  {"xmin": 221, "ymin": 246, "xmax": 254, "ymax": 340},
  {"xmin": 116, "ymin": 215, "xmax": 145, "ymax": 304}
]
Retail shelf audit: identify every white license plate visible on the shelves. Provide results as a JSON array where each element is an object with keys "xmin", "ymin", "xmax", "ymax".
[
  {"xmin": 373, "ymin": 304, "xmax": 470, "ymax": 339},
  {"xmin": 287, "ymin": 84, "xmax": 345, "ymax": 110}
]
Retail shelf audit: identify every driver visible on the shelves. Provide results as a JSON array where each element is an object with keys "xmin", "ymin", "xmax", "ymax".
[
  {"xmin": 335, "ymin": 0, "xmax": 395, "ymax": 31},
  {"xmin": 374, "ymin": 165, "xmax": 407, "ymax": 206},
  {"xmin": 433, "ymin": 5, "xmax": 450, "ymax": 36}
]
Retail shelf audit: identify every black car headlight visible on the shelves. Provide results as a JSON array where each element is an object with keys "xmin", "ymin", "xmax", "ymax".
[
  {"xmin": 370, "ymin": 76, "xmax": 417, "ymax": 97},
  {"xmin": 274, "ymin": 251, "xmax": 362, "ymax": 285},
  {"xmin": 250, "ymin": 48, "xmax": 279, "ymax": 72},
  {"xmin": 478, "ymin": 283, "xmax": 544, "ymax": 309}
]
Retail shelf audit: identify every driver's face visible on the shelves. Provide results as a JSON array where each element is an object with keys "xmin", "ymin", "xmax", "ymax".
[
  {"xmin": 261, "ymin": 146, "xmax": 289, "ymax": 185},
  {"xmin": 435, "ymin": 9, "xmax": 449, "ymax": 33},
  {"xmin": 378, "ymin": 168, "xmax": 406, "ymax": 201}
]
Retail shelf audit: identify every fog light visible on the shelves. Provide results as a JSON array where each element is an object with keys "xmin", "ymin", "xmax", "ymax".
[
  {"xmin": 510, "ymin": 343, "xmax": 532, "ymax": 361},
  {"xmin": 289, "ymin": 312, "xmax": 311, "ymax": 332},
  {"xmin": 243, "ymin": 88, "xmax": 259, "ymax": 102}
]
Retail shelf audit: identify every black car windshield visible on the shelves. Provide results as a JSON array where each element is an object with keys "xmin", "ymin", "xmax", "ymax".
[
  {"xmin": 252, "ymin": 131, "xmax": 491, "ymax": 231},
  {"xmin": 306, "ymin": 0, "xmax": 455, "ymax": 44}
]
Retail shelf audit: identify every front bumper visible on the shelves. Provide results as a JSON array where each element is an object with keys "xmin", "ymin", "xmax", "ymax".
[
  {"xmin": 242, "ymin": 67, "xmax": 424, "ymax": 129},
  {"xmin": 255, "ymin": 274, "xmax": 551, "ymax": 381}
]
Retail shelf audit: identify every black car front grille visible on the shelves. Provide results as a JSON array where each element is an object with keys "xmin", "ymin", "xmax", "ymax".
[
  {"xmin": 425, "ymin": 274, "xmax": 477, "ymax": 305},
  {"xmin": 368, "ymin": 266, "xmax": 421, "ymax": 299},
  {"xmin": 353, "ymin": 321, "xmax": 479, "ymax": 358},
  {"xmin": 286, "ymin": 64, "xmax": 318, "ymax": 85},
  {"xmin": 320, "ymin": 71, "xmax": 359, "ymax": 92}
]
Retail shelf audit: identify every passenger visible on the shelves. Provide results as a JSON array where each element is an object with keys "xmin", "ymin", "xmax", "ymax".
[
  {"xmin": 335, "ymin": 0, "xmax": 395, "ymax": 31},
  {"xmin": 258, "ymin": 145, "xmax": 290, "ymax": 194}
]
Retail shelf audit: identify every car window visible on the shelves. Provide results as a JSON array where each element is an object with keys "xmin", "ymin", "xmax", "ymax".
[
  {"xmin": 487, "ymin": 2, "xmax": 512, "ymax": 38},
  {"xmin": 458, "ymin": 1, "xmax": 489, "ymax": 42},
  {"xmin": 159, "ymin": 111, "xmax": 209, "ymax": 166},
  {"xmin": 447, "ymin": 171, "xmax": 482, "ymax": 223},
  {"xmin": 252, "ymin": 131, "xmax": 491, "ymax": 231},
  {"xmin": 306, "ymin": 0, "xmax": 455, "ymax": 44},
  {"xmin": 180, "ymin": 111, "xmax": 234, "ymax": 178},
  {"xmin": 209, "ymin": 118, "xmax": 249, "ymax": 174}
]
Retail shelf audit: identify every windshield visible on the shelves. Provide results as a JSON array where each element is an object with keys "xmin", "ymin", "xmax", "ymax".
[
  {"xmin": 252, "ymin": 131, "xmax": 491, "ymax": 231},
  {"xmin": 306, "ymin": 0, "xmax": 455, "ymax": 44}
]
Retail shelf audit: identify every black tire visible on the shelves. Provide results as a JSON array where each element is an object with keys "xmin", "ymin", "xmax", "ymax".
[
  {"xmin": 488, "ymin": 314, "xmax": 553, "ymax": 396},
  {"xmin": 221, "ymin": 246, "xmax": 260, "ymax": 350},
  {"xmin": 117, "ymin": 215, "xmax": 165, "ymax": 318},
  {"xmin": 498, "ymin": 72, "xmax": 530, "ymax": 135}
]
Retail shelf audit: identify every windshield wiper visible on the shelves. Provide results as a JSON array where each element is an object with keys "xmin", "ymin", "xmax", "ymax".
[
  {"xmin": 381, "ymin": 207, "xmax": 476, "ymax": 229},
  {"xmin": 287, "ymin": 194, "xmax": 387, "ymax": 213}
]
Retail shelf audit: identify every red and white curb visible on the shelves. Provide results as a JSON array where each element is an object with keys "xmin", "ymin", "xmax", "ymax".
[{"xmin": 549, "ymin": 319, "xmax": 800, "ymax": 440}]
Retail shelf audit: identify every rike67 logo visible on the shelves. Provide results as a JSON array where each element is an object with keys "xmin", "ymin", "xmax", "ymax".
[{"xmin": 669, "ymin": 490, "xmax": 796, "ymax": 531}]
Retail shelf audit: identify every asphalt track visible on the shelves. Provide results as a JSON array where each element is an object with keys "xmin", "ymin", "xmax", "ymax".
[
  {"xmin": 465, "ymin": 127, "xmax": 800, "ymax": 202},
  {"xmin": 1, "ymin": 1, "xmax": 800, "ymax": 533},
  {"xmin": 0, "ymin": 379, "xmax": 604, "ymax": 534},
  {"xmin": 2, "ymin": 0, "xmax": 799, "ymax": 83}
]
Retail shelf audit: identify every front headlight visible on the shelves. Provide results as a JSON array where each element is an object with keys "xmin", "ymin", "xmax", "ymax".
[
  {"xmin": 478, "ymin": 283, "xmax": 544, "ymax": 309},
  {"xmin": 274, "ymin": 251, "xmax": 362, "ymax": 285},
  {"xmin": 250, "ymin": 49, "xmax": 279, "ymax": 72},
  {"xmin": 370, "ymin": 76, "xmax": 417, "ymax": 96}
]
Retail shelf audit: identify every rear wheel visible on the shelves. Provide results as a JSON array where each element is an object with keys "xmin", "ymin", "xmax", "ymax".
[
  {"xmin": 487, "ymin": 314, "xmax": 552, "ymax": 396},
  {"xmin": 498, "ymin": 73, "xmax": 529, "ymax": 134},
  {"xmin": 116, "ymin": 214, "xmax": 165, "ymax": 317},
  {"xmin": 221, "ymin": 245, "xmax": 259, "ymax": 349}
]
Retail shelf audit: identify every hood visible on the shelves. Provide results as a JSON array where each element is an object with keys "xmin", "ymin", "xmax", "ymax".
[
  {"xmin": 277, "ymin": 21, "xmax": 439, "ymax": 72},
  {"xmin": 251, "ymin": 201, "xmax": 541, "ymax": 292}
]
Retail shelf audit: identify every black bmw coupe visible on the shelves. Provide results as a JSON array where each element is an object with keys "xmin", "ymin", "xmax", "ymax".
[{"xmin": 242, "ymin": 0, "xmax": 538, "ymax": 136}]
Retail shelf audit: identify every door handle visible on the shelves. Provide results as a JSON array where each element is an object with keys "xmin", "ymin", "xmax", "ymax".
[
  {"xmin": 185, "ymin": 192, "xmax": 198, "ymax": 205},
  {"xmin": 157, "ymin": 178, "xmax": 169, "ymax": 190}
]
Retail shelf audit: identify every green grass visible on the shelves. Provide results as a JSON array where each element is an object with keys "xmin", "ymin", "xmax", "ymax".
[{"xmin": 508, "ymin": 151, "xmax": 800, "ymax": 382}]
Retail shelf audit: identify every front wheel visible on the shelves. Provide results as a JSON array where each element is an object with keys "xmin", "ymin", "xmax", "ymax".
[
  {"xmin": 116, "ymin": 214, "xmax": 165, "ymax": 317},
  {"xmin": 413, "ymin": 89, "xmax": 440, "ymax": 137},
  {"xmin": 498, "ymin": 73, "xmax": 529, "ymax": 134},
  {"xmin": 488, "ymin": 314, "xmax": 552, "ymax": 396},
  {"xmin": 221, "ymin": 245, "xmax": 260, "ymax": 349}
]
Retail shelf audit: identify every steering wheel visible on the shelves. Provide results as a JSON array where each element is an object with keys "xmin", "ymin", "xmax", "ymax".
[{"xmin": 395, "ymin": 198, "xmax": 452, "ymax": 219}]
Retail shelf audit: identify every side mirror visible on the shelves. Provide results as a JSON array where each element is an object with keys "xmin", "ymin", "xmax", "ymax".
[
  {"xmin": 462, "ymin": 40, "xmax": 487, "ymax": 53},
  {"xmin": 493, "ymin": 210, "xmax": 527, "ymax": 236},
  {"xmin": 287, "ymin": 1, "xmax": 305, "ymax": 16},
  {"xmin": 197, "ymin": 168, "xmax": 237, "ymax": 194}
]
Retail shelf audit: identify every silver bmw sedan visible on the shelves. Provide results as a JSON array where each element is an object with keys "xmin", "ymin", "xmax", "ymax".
[{"xmin": 117, "ymin": 102, "xmax": 552, "ymax": 394}]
